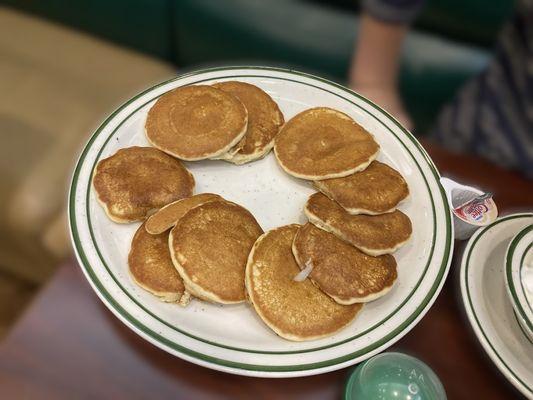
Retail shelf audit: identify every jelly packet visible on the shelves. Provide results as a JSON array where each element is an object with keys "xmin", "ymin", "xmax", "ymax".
[{"xmin": 440, "ymin": 178, "xmax": 498, "ymax": 240}]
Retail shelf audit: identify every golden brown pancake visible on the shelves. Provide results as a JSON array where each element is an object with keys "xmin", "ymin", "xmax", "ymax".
[
  {"xmin": 93, "ymin": 146, "xmax": 195, "ymax": 223},
  {"xmin": 274, "ymin": 107, "xmax": 379, "ymax": 180},
  {"xmin": 145, "ymin": 85, "xmax": 248, "ymax": 160},
  {"xmin": 128, "ymin": 222, "xmax": 190, "ymax": 305},
  {"xmin": 314, "ymin": 161, "xmax": 409, "ymax": 215},
  {"xmin": 212, "ymin": 81, "xmax": 284, "ymax": 164},
  {"xmin": 245, "ymin": 225, "xmax": 362, "ymax": 341},
  {"xmin": 292, "ymin": 223, "xmax": 397, "ymax": 304},
  {"xmin": 145, "ymin": 193, "xmax": 222, "ymax": 234},
  {"xmin": 305, "ymin": 193, "xmax": 412, "ymax": 256},
  {"xmin": 169, "ymin": 200, "xmax": 263, "ymax": 304}
]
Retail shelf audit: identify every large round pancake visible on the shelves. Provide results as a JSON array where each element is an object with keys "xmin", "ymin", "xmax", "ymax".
[
  {"xmin": 145, "ymin": 193, "xmax": 222, "ymax": 234},
  {"xmin": 305, "ymin": 193, "xmax": 412, "ymax": 256},
  {"xmin": 128, "ymin": 222, "xmax": 190, "ymax": 305},
  {"xmin": 245, "ymin": 224, "xmax": 362, "ymax": 341},
  {"xmin": 92, "ymin": 146, "xmax": 195, "ymax": 223},
  {"xmin": 169, "ymin": 200, "xmax": 263, "ymax": 304},
  {"xmin": 292, "ymin": 223, "xmax": 397, "ymax": 304},
  {"xmin": 212, "ymin": 81, "xmax": 284, "ymax": 164},
  {"xmin": 314, "ymin": 161, "xmax": 409, "ymax": 215},
  {"xmin": 145, "ymin": 85, "xmax": 248, "ymax": 160},
  {"xmin": 274, "ymin": 107, "xmax": 379, "ymax": 180}
]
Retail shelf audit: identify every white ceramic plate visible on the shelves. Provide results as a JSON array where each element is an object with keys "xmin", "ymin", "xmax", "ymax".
[
  {"xmin": 69, "ymin": 67, "xmax": 453, "ymax": 377},
  {"xmin": 506, "ymin": 225, "xmax": 533, "ymax": 341},
  {"xmin": 460, "ymin": 213, "xmax": 533, "ymax": 398}
]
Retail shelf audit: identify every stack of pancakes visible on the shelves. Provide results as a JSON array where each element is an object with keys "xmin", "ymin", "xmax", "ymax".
[
  {"xmin": 91, "ymin": 81, "xmax": 413, "ymax": 342},
  {"xmin": 274, "ymin": 108, "xmax": 411, "ymax": 309},
  {"xmin": 246, "ymin": 225, "xmax": 362, "ymax": 341},
  {"xmin": 245, "ymin": 163, "xmax": 411, "ymax": 340},
  {"xmin": 131, "ymin": 194, "xmax": 263, "ymax": 306},
  {"xmin": 145, "ymin": 82, "xmax": 284, "ymax": 164}
]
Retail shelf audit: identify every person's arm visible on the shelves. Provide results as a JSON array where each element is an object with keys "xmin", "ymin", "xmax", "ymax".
[{"xmin": 349, "ymin": 1, "xmax": 424, "ymax": 131}]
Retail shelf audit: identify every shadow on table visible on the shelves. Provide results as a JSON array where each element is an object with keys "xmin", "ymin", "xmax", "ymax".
[
  {"xmin": 103, "ymin": 304, "xmax": 347, "ymax": 399},
  {"xmin": 98, "ymin": 247, "xmax": 524, "ymax": 399}
]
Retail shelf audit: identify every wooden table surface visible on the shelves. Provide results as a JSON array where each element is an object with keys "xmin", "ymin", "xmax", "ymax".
[{"xmin": 0, "ymin": 142, "xmax": 532, "ymax": 400}]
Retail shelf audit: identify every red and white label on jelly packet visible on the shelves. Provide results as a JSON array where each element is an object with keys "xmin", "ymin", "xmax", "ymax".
[{"xmin": 453, "ymin": 195, "xmax": 497, "ymax": 226}]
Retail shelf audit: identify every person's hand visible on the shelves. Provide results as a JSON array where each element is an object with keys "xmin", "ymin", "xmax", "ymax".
[
  {"xmin": 352, "ymin": 85, "xmax": 413, "ymax": 131},
  {"xmin": 349, "ymin": 14, "xmax": 413, "ymax": 131}
]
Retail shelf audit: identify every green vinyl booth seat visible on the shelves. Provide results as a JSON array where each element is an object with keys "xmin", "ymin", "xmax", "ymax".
[{"xmin": 2, "ymin": 0, "xmax": 513, "ymax": 131}]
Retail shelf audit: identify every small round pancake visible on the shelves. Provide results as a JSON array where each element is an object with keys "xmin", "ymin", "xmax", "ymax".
[
  {"xmin": 245, "ymin": 225, "xmax": 362, "ymax": 341},
  {"xmin": 274, "ymin": 107, "xmax": 379, "ymax": 180},
  {"xmin": 314, "ymin": 161, "xmax": 409, "ymax": 215},
  {"xmin": 169, "ymin": 200, "xmax": 263, "ymax": 304},
  {"xmin": 128, "ymin": 222, "xmax": 190, "ymax": 305},
  {"xmin": 145, "ymin": 85, "xmax": 248, "ymax": 160},
  {"xmin": 93, "ymin": 146, "xmax": 195, "ymax": 223},
  {"xmin": 145, "ymin": 193, "xmax": 222, "ymax": 234},
  {"xmin": 212, "ymin": 81, "xmax": 284, "ymax": 164},
  {"xmin": 293, "ymin": 223, "xmax": 397, "ymax": 304},
  {"xmin": 305, "ymin": 193, "xmax": 412, "ymax": 256}
]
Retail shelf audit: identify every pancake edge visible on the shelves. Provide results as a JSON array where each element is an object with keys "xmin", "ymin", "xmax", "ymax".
[
  {"xmin": 273, "ymin": 146, "xmax": 379, "ymax": 180},
  {"xmin": 210, "ymin": 81, "xmax": 284, "ymax": 165},
  {"xmin": 214, "ymin": 137, "xmax": 276, "ymax": 165},
  {"xmin": 291, "ymin": 239, "xmax": 396, "ymax": 304},
  {"xmin": 92, "ymin": 172, "xmax": 146, "ymax": 223},
  {"xmin": 245, "ymin": 227, "xmax": 361, "ymax": 341},
  {"xmin": 209, "ymin": 145, "xmax": 240, "ymax": 161},
  {"xmin": 304, "ymin": 206, "xmax": 411, "ymax": 256},
  {"xmin": 145, "ymin": 193, "xmax": 222, "ymax": 235},
  {"xmin": 168, "ymin": 227, "xmax": 246, "ymax": 305},
  {"xmin": 329, "ymin": 286, "xmax": 394, "ymax": 304},
  {"xmin": 129, "ymin": 267, "xmax": 191, "ymax": 305},
  {"xmin": 313, "ymin": 181, "xmax": 410, "ymax": 215},
  {"xmin": 144, "ymin": 113, "xmax": 249, "ymax": 161},
  {"xmin": 127, "ymin": 223, "xmax": 191, "ymax": 305}
]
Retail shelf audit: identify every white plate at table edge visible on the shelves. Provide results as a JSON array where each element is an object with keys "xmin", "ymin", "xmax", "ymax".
[
  {"xmin": 460, "ymin": 213, "xmax": 533, "ymax": 398},
  {"xmin": 68, "ymin": 66, "xmax": 453, "ymax": 377}
]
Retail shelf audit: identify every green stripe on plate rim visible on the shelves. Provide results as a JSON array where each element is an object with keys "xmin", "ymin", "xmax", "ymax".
[
  {"xmin": 464, "ymin": 213, "xmax": 533, "ymax": 394},
  {"xmin": 506, "ymin": 225, "xmax": 533, "ymax": 332},
  {"xmin": 69, "ymin": 66, "xmax": 452, "ymax": 372},
  {"xmin": 513, "ymin": 310, "xmax": 533, "ymax": 345}
]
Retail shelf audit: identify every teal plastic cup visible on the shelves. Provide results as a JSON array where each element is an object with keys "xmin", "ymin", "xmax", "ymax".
[{"xmin": 344, "ymin": 352, "xmax": 447, "ymax": 400}]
